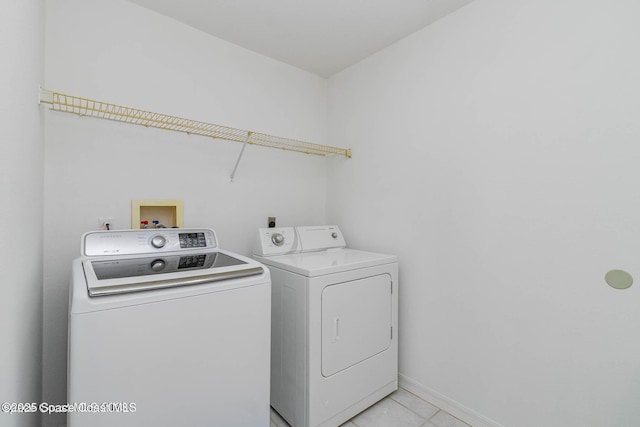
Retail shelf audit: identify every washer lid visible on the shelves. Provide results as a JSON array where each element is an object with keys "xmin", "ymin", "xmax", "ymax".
[
  {"xmin": 83, "ymin": 250, "xmax": 264, "ymax": 296},
  {"xmin": 256, "ymin": 248, "xmax": 397, "ymax": 277}
]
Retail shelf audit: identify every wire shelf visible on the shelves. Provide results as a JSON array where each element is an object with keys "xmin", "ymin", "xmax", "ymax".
[{"xmin": 39, "ymin": 89, "xmax": 351, "ymax": 158}]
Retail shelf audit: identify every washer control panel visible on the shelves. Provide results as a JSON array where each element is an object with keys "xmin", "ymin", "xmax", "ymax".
[{"xmin": 83, "ymin": 228, "xmax": 218, "ymax": 257}]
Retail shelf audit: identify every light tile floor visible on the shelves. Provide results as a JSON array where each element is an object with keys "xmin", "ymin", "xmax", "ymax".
[{"xmin": 270, "ymin": 387, "xmax": 471, "ymax": 427}]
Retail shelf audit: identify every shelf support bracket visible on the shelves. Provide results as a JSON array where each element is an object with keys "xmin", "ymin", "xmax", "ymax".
[
  {"xmin": 230, "ymin": 131, "xmax": 252, "ymax": 182},
  {"xmin": 38, "ymin": 86, "xmax": 53, "ymax": 105}
]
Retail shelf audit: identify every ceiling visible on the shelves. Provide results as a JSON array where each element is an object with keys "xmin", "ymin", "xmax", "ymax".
[{"xmin": 128, "ymin": 0, "xmax": 476, "ymax": 78}]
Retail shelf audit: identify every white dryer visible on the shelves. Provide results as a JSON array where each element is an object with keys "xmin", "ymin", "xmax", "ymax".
[{"xmin": 254, "ymin": 225, "xmax": 398, "ymax": 427}]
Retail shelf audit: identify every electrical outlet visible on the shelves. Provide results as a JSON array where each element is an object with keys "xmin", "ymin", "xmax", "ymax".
[
  {"xmin": 268, "ymin": 217, "xmax": 276, "ymax": 228},
  {"xmin": 98, "ymin": 217, "xmax": 114, "ymax": 230}
]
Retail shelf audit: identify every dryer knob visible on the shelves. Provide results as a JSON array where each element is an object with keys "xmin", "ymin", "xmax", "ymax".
[
  {"xmin": 271, "ymin": 233, "xmax": 285, "ymax": 246},
  {"xmin": 331, "ymin": 232, "xmax": 338, "ymax": 239},
  {"xmin": 151, "ymin": 235, "xmax": 166, "ymax": 248},
  {"xmin": 150, "ymin": 259, "xmax": 166, "ymax": 272}
]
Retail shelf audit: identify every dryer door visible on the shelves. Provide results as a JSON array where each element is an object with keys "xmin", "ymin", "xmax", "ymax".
[{"xmin": 321, "ymin": 274, "xmax": 392, "ymax": 377}]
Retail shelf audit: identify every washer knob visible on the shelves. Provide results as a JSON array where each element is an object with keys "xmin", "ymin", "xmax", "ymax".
[
  {"xmin": 150, "ymin": 259, "xmax": 166, "ymax": 272},
  {"xmin": 151, "ymin": 235, "xmax": 166, "ymax": 248},
  {"xmin": 271, "ymin": 233, "xmax": 285, "ymax": 246},
  {"xmin": 331, "ymin": 232, "xmax": 338, "ymax": 239}
]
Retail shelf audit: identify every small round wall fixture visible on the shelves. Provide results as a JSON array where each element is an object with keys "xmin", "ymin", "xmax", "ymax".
[{"xmin": 605, "ymin": 269, "xmax": 633, "ymax": 290}]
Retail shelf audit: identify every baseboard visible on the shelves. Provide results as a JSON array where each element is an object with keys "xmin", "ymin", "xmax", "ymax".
[{"xmin": 398, "ymin": 374, "xmax": 504, "ymax": 427}]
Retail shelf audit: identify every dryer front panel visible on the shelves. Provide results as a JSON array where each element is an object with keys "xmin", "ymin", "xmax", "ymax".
[{"xmin": 321, "ymin": 274, "xmax": 392, "ymax": 377}]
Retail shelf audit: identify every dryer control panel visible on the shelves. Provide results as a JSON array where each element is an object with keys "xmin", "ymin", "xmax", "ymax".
[
  {"xmin": 254, "ymin": 227, "xmax": 298, "ymax": 256},
  {"xmin": 254, "ymin": 225, "xmax": 346, "ymax": 256},
  {"xmin": 296, "ymin": 225, "xmax": 346, "ymax": 252}
]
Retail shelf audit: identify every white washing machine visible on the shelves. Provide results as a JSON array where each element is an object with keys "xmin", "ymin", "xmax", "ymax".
[
  {"xmin": 253, "ymin": 225, "xmax": 398, "ymax": 427},
  {"xmin": 68, "ymin": 228, "xmax": 271, "ymax": 427}
]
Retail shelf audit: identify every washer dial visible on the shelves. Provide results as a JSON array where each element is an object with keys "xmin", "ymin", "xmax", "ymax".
[
  {"xmin": 151, "ymin": 235, "xmax": 167, "ymax": 248},
  {"xmin": 150, "ymin": 259, "xmax": 166, "ymax": 272}
]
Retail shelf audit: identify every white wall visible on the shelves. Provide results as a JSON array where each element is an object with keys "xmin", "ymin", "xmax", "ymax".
[
  {"xmin": 43, "ymin": 1, "xmax": 328, "ymax": 426},
  {"xmin": 0, "ymin": 1, "xmax": 44, "ymax": 427},
  {"xmin": 327, "ymin": 0, "xmax": 640, "ymax": 426}
]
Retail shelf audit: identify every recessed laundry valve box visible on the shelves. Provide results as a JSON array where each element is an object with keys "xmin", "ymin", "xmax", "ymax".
[{"xmin": 131, "ymin": 199, "xmax": 184, "ymax": 229}]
